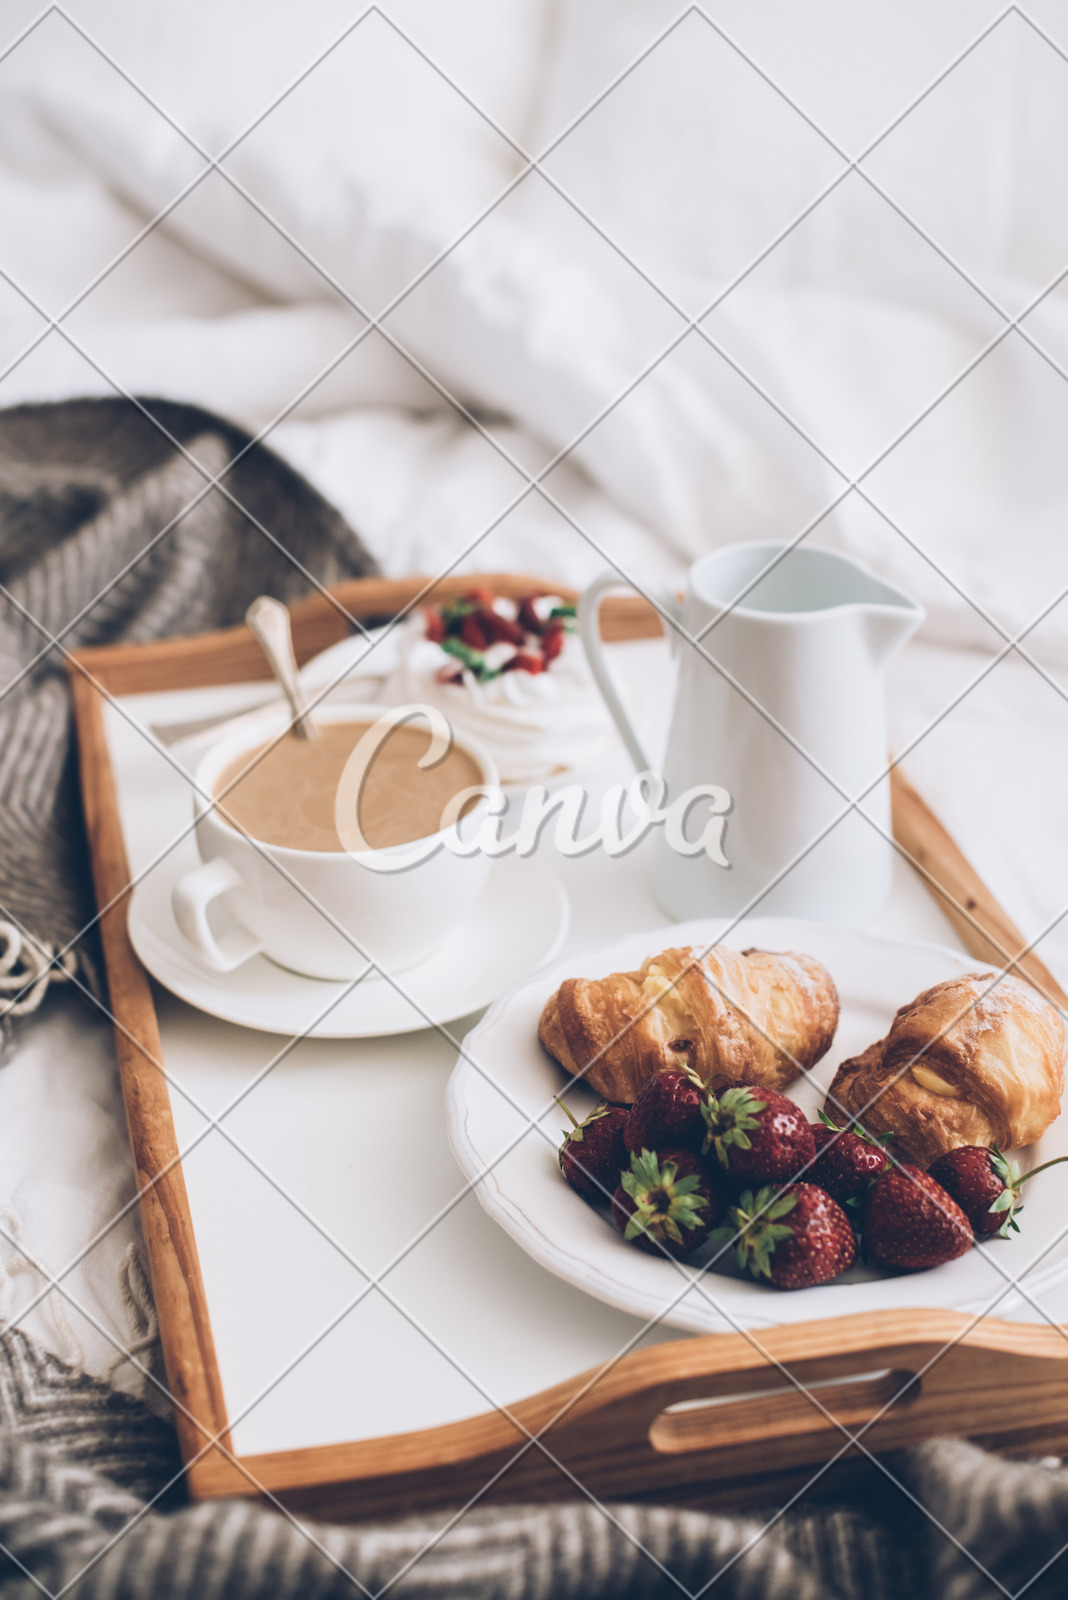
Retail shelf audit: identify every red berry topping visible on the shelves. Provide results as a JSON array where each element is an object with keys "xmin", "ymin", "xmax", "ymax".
[
  {"xmin": 428, "ymin": 590, "xmax": 575, "ymax": 681},
  {"xmin": 482, "ymin": 610, "xmax": 526, "ymax": 647},
  {"xmin": 541, "ymin": 619, "xmax": 565, "ymax": 664},
  {"xmin": 517, "ymin": 596, "xmax": 544, "ymax": 634},
  {"xmin": 424, "ymin": 606, "xmax": 446, "ymax": 643},
  {"xmin": 460, "ymin": 611, "xmax": 493, "ymax": 650}
]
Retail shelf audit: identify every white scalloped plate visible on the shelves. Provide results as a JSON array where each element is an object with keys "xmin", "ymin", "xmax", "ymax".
[{"xmin": 446, "ymin": 919, "xmax": 1068, "ymax": 1332}]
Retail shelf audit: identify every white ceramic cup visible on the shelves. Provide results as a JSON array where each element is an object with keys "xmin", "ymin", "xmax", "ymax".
[{"xmin": 171, "ymin": 704, "xmax": 497, "ymax": 981}]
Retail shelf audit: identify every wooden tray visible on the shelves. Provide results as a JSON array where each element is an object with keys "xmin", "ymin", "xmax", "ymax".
[{"xmin": 69, "ymin": 573, "xmax": 1068, "ymax": 1520}]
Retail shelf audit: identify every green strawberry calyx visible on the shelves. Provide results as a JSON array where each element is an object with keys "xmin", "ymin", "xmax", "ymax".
[
  {"xmin": 701, "ymin": 1087, "xmax": 767, "ymax": 1167},
  {"xmin": 555, "ymin": 1098, "xmax": 612, "ymax": 1165},
  {"xmin": 710, "ymin": 1186, "xmax": 797, "ymax": 1280},
  {"xmin": 987, "ymin": 1148, "xmax": 1068, "ymax": 1237},
  {"xmin": 620, "ymin": 1149, "xmax": 708, "ymax": 1247},
  {"xmin": 818, "ymin": 1108, "xmax": 894, "ymax": 1149}
]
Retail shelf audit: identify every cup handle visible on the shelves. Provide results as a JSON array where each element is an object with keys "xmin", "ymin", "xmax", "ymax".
[
  {"xmin": 578, "ymin": 572, "xmax": 682, "ymax": 773},
  {"xmin": 171, "ymin": 858, "xmax": 264, "ymax": 972}
]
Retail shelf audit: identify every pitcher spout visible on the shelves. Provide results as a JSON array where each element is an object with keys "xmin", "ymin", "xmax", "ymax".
[{"xmin": 862, "ymin": 593, "xmax": 925, "ymax": 669}]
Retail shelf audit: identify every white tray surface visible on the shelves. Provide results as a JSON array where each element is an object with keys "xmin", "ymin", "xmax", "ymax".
[{"xmin": 102, "ymin": 648, "xmax": 1008, "ymax": 1460}]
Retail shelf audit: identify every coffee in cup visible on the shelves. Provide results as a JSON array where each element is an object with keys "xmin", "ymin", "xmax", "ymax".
[
  {"xmin": 215, "ymin": 720, "xmax": 483, "ymax": 853},
  {"xmin": 171, "ymin": 705, "xmax": 496, "ymax": 980}
]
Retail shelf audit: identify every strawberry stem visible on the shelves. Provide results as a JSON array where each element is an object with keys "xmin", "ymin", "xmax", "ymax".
[
  {"xmin": 554, "ymin": 1096, "xmax": 582, "ymax": 1132},
  {"xmin": 1015, "ymin": 1155, "xmax": 1068, "ymax": 1187}
]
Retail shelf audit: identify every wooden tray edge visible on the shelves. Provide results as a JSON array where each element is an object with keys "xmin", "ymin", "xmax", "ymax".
[{"xmin": 70, "ymin": 668, "xmax": 233, "ymax": 1471}]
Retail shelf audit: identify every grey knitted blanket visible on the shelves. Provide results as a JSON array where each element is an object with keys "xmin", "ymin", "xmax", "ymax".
[
  {"xmin": 1, "ymin": 1324, "xmax": 1066, "ymax": 1599},
  {"xmin": 0, "ymin": 397, "xmax": 376, "ymax": 1017}
]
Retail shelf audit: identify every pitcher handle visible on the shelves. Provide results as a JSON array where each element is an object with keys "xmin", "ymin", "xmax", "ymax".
[{"xmin": 578, "ymin": 572, "xmax": 681, "ymax": 774}]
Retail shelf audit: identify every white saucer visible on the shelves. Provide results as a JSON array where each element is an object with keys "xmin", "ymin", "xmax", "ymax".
[{"xmin": 128, "ymin": 848, "xmax": 569, "ymax": 1038}]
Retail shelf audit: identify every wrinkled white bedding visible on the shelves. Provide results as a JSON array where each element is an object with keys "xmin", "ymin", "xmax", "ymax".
[{"xmin": 3, "ymin": 0, "xmax": 1068, "ymax": 1385}]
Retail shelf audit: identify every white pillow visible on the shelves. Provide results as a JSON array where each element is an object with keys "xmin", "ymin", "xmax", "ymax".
[
  {"xmin": 513, "ymin": 0, "xmax": 1068, "ymax": 656},
  {"xmin": 11, "ymin": 0, "xmax": 550, "ymax": 304},
  {"xmin": 18, "ymin": 0, "xmax": 1068, "ymax": 660},
  {"xmin": 17, "ymin": 0, "xmax": 829, "ymax": 569},
  {"xmin": 523, "ymin": 0, "xmax": 1068, "ymax": 307}
]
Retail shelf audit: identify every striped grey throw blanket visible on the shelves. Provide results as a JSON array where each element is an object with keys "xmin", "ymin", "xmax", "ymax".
[
  {"xmin": 0, "ymin": 397, "xmax": 375, "ymax": 1019},
  {"xmin": 0, "ymin": 1324, "xmax": 1065, "ymax": 1599}
]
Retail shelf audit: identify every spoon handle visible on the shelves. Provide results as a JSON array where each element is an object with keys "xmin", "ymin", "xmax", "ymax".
[{"xmin": 244, "ymin": 596, "xmax": 319, "ymax": 741}]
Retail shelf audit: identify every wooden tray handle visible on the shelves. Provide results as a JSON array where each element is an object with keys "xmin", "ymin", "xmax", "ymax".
[
  {"xmin": 646, "ymin": 1366, "xmax": 914, "ymax": 1456},
  {"xmin": 220, "ymin": 1309, "xmax": 1068, "ymax": 1517},
  {"xmin": 535, "ymin": 1310, "xmax": 1068, "ymax": 1491}
]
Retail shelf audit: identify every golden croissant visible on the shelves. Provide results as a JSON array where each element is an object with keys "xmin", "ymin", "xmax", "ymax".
[
  {"xmin": 825, "ymin": 971, "xmax": 1065, "ymax": 1167},
  {"xmin": 538, "ymin": 944, "xmax": 839, "ymax": 1104}
]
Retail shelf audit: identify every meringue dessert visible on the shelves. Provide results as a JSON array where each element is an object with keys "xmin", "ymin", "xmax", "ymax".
[{"xmin": 384, "ymin": 588, "xmax": 618, "ymax": 784}]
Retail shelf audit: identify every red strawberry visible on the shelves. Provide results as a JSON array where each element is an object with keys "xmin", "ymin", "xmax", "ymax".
[
  {"xmin": 927, "ymin": 1147, "xmax": 1068, "ymax": 1238},
  {"xmin": 808, "ymin": 1115, "xmax": 891, "ymax": 1207},
  {"xmin": 557, "ymin": 1100, "xmax": 629, "ymax": 1205},
  {"xmin": 424, "ymin": 606, "xmax": 446, "ymax": 643},
  {"xmin": 541, "ymin": 619, "xmax": 565, "ymax": 664},
  {"xmin": 612, "ymin": 1148, "xmax": 720, "ymax": 1257},
  {"xmin": 719, "ymin": 1183, "xmax": 856, "ymax": 1289},
  {"xmin": 502, "ymin": 652, "xmax": 545, "ymax": 674},
  {"xmin": 863, "ymin": 1166, "xmax": 973, "ymax": 1270},
  {"xmin": 625, "ymin": 1068, "xmax": 708, "ymax": 1157},
  {"xmin": 702, "ymin": 1085, "xmax": 815, "ymax": 1186},
  {"xmin": 517, "ymin": 595, "xmax": 544, "ymax": 634},
  {"xmin": 482, "ymin": 609, "xmax": 527, "ymax": 647},
  {"xmin": 460, "ymin": 611, "xmax": 493, "ymax": 650}
]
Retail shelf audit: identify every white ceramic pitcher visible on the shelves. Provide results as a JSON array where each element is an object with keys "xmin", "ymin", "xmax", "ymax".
[{"xmin": 580, "ymin": 542, "xmax": 924, "ymax": 924}]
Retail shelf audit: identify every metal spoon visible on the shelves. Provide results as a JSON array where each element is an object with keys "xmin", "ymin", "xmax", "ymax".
[{"xmin": 244, "ymin": 595, "xmax": 319, "ymax": 740}]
